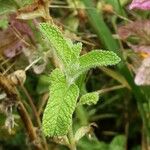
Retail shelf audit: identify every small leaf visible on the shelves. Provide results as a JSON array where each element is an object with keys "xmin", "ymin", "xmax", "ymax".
[
  {"xmin": 78, "ymin": 137, "xmax": 109, "ymax": 150},
  {"xmin": 64, "ymin": 40, "xmax": 82, "ymax": 78},
  {"xmin": 75, "ymin": 126, "xmax": 90, "ymax": 142},
  {"xmin": 78, "ymin": 92, "xmax": 99, "ymax": 106},
  {"xmin": 42, "ymin": 69, "xmax": 79, "ymax": 136},
  {"xmin": 52, "ymin": 136, "xmax": 69, "ymax": 146},
  {"xmin": 109, "ymin": 135, "xmax": 126, "ymax": 150},
  {"xmin": 66, "ymin": 39, "xmax": 82, "ymax": 57},
  {"xmin": 39, "ymin": 23, "xmax": 77, "ymax": 68},
  {"xmin": 71, "ymin": 42, "xmax": 82, "ymax": 57},
  {"xmin": 74, "ymin": 50, "xmax": 121, "ymax": 79},
  {"xmin": 74, "ymin": 123, "xmax": 96, "ymax": 142}
]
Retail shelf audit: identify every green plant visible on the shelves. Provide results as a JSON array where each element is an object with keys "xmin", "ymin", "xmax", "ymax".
[{"xmin": 39, "ymin": 23, "xmax": 120, "ymax": 149}]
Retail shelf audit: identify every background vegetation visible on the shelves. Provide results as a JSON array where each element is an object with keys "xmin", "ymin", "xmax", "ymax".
[{"xmin": 0, "ymin": 0, "xmax": 150, "ymax": 150}]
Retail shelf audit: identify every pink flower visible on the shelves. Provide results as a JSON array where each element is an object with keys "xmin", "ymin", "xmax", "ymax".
[{"xmin": 129, "ymin": 0, "xmax": 150, "ymax": 10}]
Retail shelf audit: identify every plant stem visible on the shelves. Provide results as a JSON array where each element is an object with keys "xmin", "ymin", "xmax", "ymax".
[
  {"xmin": 67, "ymin": 126, "xmax": 76, "ymax": 150},
  {"xmin": 37, "ymin": 92, "xmax": 49, "ymax": 116},
  {"xmin": 97, "ymin": 84, "xmax": 125, "ymax": 95},
  {"xmin": 20, "ymin": 85, "xmax": 49, "ymax": 150},
  {"xmin": 0, "ymin": 74, "xmax": 44, "ymax": 149},
  {"xmin": 17, "ymin": 101, "xmax": 43, "ymax": 150},
  {"xmin": 20, "ymin": 84, "xmax": 41, "ymax": 126},
  {"xmin": 76, "ymin": 106, "xmax": 88, "ymax": 126}
]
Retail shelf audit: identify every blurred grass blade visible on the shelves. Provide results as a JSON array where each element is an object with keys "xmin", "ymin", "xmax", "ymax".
[
  {"xmin": 100, "ymin": 67, "xmax": 130, "ymax": 89},
  {"xmin": 105, "ymin": 0, "xmax": 126, "ymax": 16},
  {"xmin": 81, "ymin": 0, "xmax": 150, "ymax": 136},
  {"xmin": 81, "ymin": 0, "xmax": 120, "ymax": 52},
  {"xmin": 81, "ymin": 0, "xmax": 147, "ymax": 102}
]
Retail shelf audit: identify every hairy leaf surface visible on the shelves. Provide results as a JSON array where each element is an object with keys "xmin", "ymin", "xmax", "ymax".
[
  {"xmin": 39, "ymin": 23, "xmax": 77, "ymax": 68},
  {"xmin": 75, "ymin": 50, "xmax": 121, "ymax": 77},
  {"xmin": 79, "ymin": 92, "xmax": 99, "ymax": 105},
  {"xmin": 42, "ymin": 69, "xmax": 79, "ymax": 136},
  {"xmin": 66, "ymin": 39, "xmax": 82, "ymax": 57}
]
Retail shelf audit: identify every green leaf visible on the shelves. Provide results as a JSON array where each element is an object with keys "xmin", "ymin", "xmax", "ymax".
[
  {"xmin": 78, "ymin": 137, "xmax": 109, "ymax": 150},
  {"xmin": 80, "ymin": 50, "xmax": 120, "ymax": 69},
  {"xmin": 64, "ymin": 40, "xmax": 82, "ymax": 78},
  {"xmin": 78, "ymin": 92, "xmax": 99, "ymax": 106},
  {"xmin": 42, "ymin": 69, "xmax": 79, "ymax": 136},
  {"xmin": 109, "ymin": 135, "xmax": 126, "ymax": 150},
  {"xmin": 39, "ymin": 23, "xmax": 77, "ymax": 68},
  {"xmin": 75, "ymin": 126, "xmax": 90, "ymax": 142},
  {"xmin": 66, "ymin": 39, "xmax": 82, "ymax": 57},
  {"xmin": 71, "ymin": 42, "xmax": 82, "ymax": 57},
  {"xmin": 73, "ymin": 42, "xmax": 82, "ymax": 57},
  {"xmin": 74, "ymin": 124, "xmax": 94, "ymax": 142},
  {"xmin": 74, "ymin": 50, "xmax": 120, "ymax": 78}
]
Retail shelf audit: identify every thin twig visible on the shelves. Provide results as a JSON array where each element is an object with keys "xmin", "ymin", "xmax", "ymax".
[
  {"xmin": 49, "ymin": 5, "xmax": 93, "ymax": 9},
  {"xmin": 20, "ymin": 84, "xmax": 41, "ymax": 126},
  {"xmin": 0, "ymin": 58, "xmax": 11, "ymax": 66},
  {"xmin": 25, "ymin": 57, "xmax": 42, "ymax": 71},
  {"xmin": 37, "ymin": 92, "xmax": 49, "ymax": 116},
  {"xmin": 2, "ymin": 62, "xmax": 15, "ymax": 75},
  {"xmin": 20, "ymin": 85, "xmax": 49, "ymax": 150},
  {"xmin": 113, "ymin": 11, "xmax": 133, "ymax": 23},
  {"xmin": 11, "ymin": 26, "xmax": 31, "ymax": 47},
  {"xmin": 17, "ymin": 101, "xmax": 43, "ymax": 150},
  {"xmin": 96, "ymin": 84, "xmax": 125, "ymax": 95},
  {"xmin": 0, "ymin": 75, "xmax": 43, "ymax": 150}
]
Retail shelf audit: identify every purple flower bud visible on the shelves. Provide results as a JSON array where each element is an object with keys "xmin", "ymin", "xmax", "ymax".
[{"xmin": 129, "ymin": 0, "xmax": 150, "ymax": 10}]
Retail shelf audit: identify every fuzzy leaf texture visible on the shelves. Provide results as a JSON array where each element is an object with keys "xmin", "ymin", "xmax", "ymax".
[
  {"xmin": 79, "ymin": 92, "xmax": 99, "ymax": 105},
  {"xmin": 75, "ymin": 50, "xmax": 121, "ymax": 77},
  {"xmin": 66, "ymin": 39, "xmax": 82, "ymax": 57},
  {"xmin": 42, "ymin": 69, "xmax": 79, "ymax": 136},
  {"xmin": 39, "ymin": 23, "xmax": 78, "ymax": 68}
]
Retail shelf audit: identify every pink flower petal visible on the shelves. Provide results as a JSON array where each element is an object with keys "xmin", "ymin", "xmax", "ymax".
[
  {"xmin": 129, "ymin": 0, "xmax": 150, "ymax": 10},
  {"xmin": 135, "ymin": 57, "xmax": 150, "ymax": 85}
]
